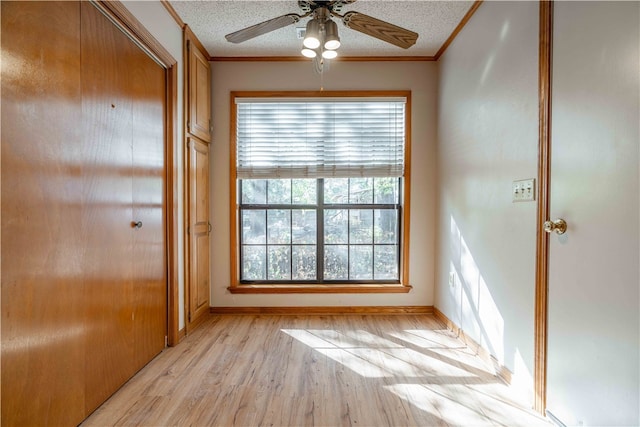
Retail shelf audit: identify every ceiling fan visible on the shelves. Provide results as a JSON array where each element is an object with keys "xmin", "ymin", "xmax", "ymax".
[{"xmin": 225, "ymin": 0, "xmax": 419, "ymax": 51}]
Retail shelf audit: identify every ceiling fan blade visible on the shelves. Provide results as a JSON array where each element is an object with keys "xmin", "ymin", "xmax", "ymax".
[
  {"xmin": 226, "ymin": 14, "xmax": 302, "ymax": 44},
  {"xmin": 342, "ymin": 11, "xmax": 418, "ymax": 49}
]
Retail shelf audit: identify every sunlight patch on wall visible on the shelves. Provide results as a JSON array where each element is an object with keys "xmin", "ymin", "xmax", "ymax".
[
  {"xmin": 480, "ymin": 53, "xmax": 496, "ymax": 86},
  {"xmin": 500, "ymin": 20, "xmax": 511, "ymax": 41},
  {"xmin": 512, "ymin": 348, "xmax": 534, "ymax": 403},
  {"xmin": 478, "ymin": 275, "xmax": 505, "ymax": 364},
  {"xmin": 451, "ymin": 215, "xmax": 505, "ymax": 363}
]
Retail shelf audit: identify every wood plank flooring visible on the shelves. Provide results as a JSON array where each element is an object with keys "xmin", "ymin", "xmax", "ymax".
[{"xmin": 82, "ymin": 315, "xmax": 550, "ymax": 426}]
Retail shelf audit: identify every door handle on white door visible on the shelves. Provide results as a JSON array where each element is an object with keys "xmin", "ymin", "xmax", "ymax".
[{"xmin": 544, "ymin": 218, "xmax": 567, "ymax": 235}]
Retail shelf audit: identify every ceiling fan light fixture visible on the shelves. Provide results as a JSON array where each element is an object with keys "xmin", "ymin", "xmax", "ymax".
[
  {"xmin": 303, "ymin": 19, "xmax": 321, "ymax": 49},
  {"xmin": 301, "ymin": 47, "xmax": 317, "ymax": 58},
  {"xmin": 321, "ymin": 49, "xmax": 338, "ymax": 59},
  {"xmin": 324, "ymin": 20, "xmax": 341, "ymax": 50},
  {"xmin": 324, "ymin": 38, "xmax": 340, "ymax": 51}
]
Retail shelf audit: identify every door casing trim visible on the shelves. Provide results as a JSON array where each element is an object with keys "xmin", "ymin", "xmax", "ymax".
[{"xmin": 534, "ymin": 0, "xmax": 554, "ymax": 414}]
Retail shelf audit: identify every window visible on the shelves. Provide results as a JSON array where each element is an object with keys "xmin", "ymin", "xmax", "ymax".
[{"xmin": 230, "ymin": 92, "xmax": 411, "ymax": 292}]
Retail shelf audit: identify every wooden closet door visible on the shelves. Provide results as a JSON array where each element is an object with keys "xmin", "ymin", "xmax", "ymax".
[
  {"xmin": 81, "ymin": 2, "xmax": 135, "ymax": 414},
  {"xmin": 1, "ymin": 2, "xmax": 85, "ymax": 426},
  {"xmin": 2, "ymin": 2, "xmax": 169, "ymax": 423},
  {"xmin": 187, "ymin": 137, "xmax": 211, "ymax": 329},
  {"xmin": 188, "ymin": 41, "xmax": 211, "ymax": 143},
  {"xmin": 131, "ymin": 33, "xmax": 168, "ymax": 372}
]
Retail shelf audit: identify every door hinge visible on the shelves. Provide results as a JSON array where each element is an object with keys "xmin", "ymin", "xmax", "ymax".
[
  {"xmin": 165, "ymin": 336, "xmax": 168, "ymax": 347},
  {"xmin": 188, "ymin": 312, "xmax": 191, "ymax": 322},
  {"xmin": 187, "ymin": 225, "xmax": 190, "ymax": 234},
  {"xmin": 187, "ymin": 121, "xmax": 191, "ymax": 131}
]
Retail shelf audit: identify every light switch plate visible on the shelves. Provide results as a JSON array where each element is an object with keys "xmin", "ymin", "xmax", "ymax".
[{"xmin": 513, "ymin": 178, "xmax": 535, "ymax": 202}]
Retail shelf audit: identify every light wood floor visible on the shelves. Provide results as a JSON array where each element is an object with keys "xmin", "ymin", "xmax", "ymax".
[{"xmin": 82, "ymin": 314, "xmax": 550, "ymax": 426}]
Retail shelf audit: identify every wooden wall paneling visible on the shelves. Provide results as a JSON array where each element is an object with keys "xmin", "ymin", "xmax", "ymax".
[
  {"xmin": 131, "ymin": 26, "xmax": 168, "ymax": 371},
  {"xmin": 187, "ymin": 137, "xmax": 211, "ymax": 330},
  {"xmin": 0, "ymin": 2, "xmax": 86, "ymax": 426},
  {"xmin": 81, "ymin": 2, "xmax": 136, "ymax": 414}
]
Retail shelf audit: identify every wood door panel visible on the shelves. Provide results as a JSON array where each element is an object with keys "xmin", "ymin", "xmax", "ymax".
[
  {"xmin": 194, "ymin": 141, "xmax": 210, "ymax": 225},
  {"xmin": 193, "ymin": 232, "xmax": 211, "ymax": 315},
  {"xmin": 131, "ymin": 29, "xmax": 168, "ymax": 372},
  {"xmin": 1, "ymin": 2, "xmax": 86, "ymax": 426},
  {"xmin": 188, "ymin": 41, "xmax": 211, "ymax": 142},
  {"xmin": 188, "ymin": 137, "xmax": 210, "ymax": 326},
  {"xmin": 81, "ymin": 2, "xmax": 135, "ymax": 414}
]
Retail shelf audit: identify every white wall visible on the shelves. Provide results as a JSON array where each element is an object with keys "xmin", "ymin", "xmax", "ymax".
[
  {"xmin": 211, "ymin": 61, "xmax": 437, "ymax": 307},
  {"xmin": 122, "ymin": 1, "xmax": 186, "ymax": 330},
  {"xmin": 436, "ymin": 1, "xmax": 539, "ymax": 398}
]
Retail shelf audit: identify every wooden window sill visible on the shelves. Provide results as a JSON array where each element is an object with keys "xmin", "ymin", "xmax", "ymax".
[{"xmin": 227, "ymin": 284, "xmax": 412, "ymax": 294}]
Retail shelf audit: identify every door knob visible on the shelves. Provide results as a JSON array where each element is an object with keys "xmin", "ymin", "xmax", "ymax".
[
  {"xmin": 133, "ymin": 221, "xmax": 143, "ymax": 229},
  {"xmin": 543, "ymin": 218, "xmax": 567, "ymax": 235}
]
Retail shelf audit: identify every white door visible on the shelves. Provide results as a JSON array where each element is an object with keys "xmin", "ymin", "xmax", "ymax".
[{"xmin": 546, "ymin": 2, "xmax": 639, "ymax": 426}]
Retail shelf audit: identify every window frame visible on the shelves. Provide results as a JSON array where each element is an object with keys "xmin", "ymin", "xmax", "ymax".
[{"xmin": 229, "ymin": 91, "xmax": 412, "ymax": 294}]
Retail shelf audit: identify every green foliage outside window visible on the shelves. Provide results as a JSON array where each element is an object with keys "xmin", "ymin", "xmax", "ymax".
[{"xmin": 240, "ymin": 177, "xmax": 400, "ymax": 283}]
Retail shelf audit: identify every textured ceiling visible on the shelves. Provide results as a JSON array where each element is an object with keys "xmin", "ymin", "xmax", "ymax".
[{"xmin": 169, "ymin": 1, "xmax": 475, "ymax": 58}]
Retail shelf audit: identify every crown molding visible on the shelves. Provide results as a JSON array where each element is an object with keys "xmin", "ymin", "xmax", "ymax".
[
  {"xmin": 434, "ymin": 0, "xmax": 483, "ymax": 60},
  {"xmin": 210, "ymin": 55, "xmax": 435, "ymax": 62},
  {"xmin": 161, "ymin": 0, "xmax": 184, "ymax": 29}
]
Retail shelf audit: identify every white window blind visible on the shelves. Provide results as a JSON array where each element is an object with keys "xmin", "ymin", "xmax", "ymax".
[{"xmin": 235, "ymin": 98, "xmax": 406, "ymax": 179}]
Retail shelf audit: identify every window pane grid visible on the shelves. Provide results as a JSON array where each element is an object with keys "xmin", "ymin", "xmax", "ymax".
[{"xmin": 240, "ymin": 178, "xmax": 401, "ymax": 284}]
